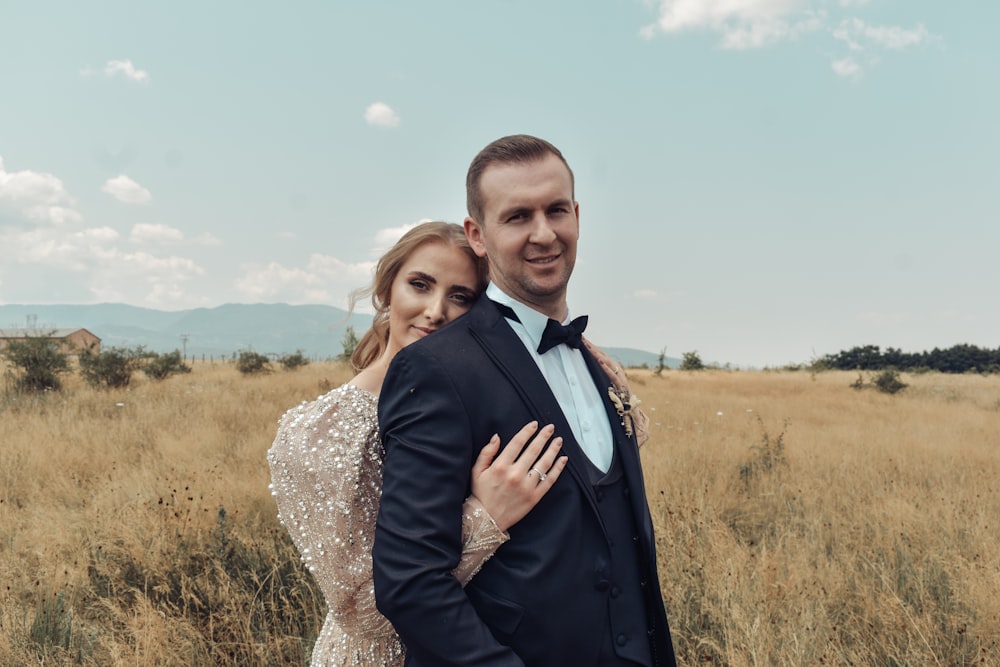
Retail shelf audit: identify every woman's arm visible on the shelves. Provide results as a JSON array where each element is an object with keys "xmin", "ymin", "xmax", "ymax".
[{"xmin": 454, "ymin": 422, "xmax": 568, "ymax": 585}]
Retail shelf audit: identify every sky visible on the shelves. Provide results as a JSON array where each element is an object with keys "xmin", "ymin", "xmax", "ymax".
[{"xmin": 1, "ymin": 1, "xmax": 997, "ymax": 368}]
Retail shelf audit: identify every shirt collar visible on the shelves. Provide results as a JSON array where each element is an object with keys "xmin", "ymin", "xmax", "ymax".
[{"xmin": 486, "ymin": 283, "xmax": 574, "ymax": 352}]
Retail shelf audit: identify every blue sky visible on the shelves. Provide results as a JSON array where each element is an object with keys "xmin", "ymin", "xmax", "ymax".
[{"xmin": 1, "ymin": 1, "xmax": 996, "ymax": 367}]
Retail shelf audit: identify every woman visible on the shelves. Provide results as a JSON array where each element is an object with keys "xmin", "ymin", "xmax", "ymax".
[{"xmin": 268, "ymin": 222, "xmax": 643, "ymax": 666}]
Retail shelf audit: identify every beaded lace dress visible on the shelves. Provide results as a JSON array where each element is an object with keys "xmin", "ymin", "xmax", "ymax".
[{"xmin": 268, "ymin": 383, "xmax": 509, "ymax": 666}]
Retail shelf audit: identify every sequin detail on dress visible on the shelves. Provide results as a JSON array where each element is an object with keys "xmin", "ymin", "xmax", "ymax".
[{"xmin": 268, "ymin": 384, "xmax": 508, "ymax": 666}]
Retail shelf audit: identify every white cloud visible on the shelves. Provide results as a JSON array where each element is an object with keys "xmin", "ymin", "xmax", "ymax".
[
  {"xmin": 235, "ymin": 255, "xmax": 375, "ymax": 307},
  {"xmin": 235, "ymin": 224, "xmax": 419, "ymax": 306},
  {"xmin": 642, "ymin": 0, "xmax": 801, "ymax": 33},
  {"xmin": 101, "ymin": 175, "xmax": 153, "ymax": 204},
  {"xmin": 5, "ymin": 225, "xmax": 118, "ymax": 270},
  {"xmin": 0, "ymin": 156, "xmax": 83, "ymax": 225},
  {"xmin": 104, "ymin": 59, "xmax": 150, "ymax": 83},
  {"xmin": 639, "ymin": 0, "xmax": 815, "ymax": 48},
  {"xmin": 129, "ymin": 223, "xmax": 184, "ymax": 245},
  {"xmin": 834, "ymin": 18, "xmax": 934, "ymax": 51},
  {"xmin": 364, "ymin": 102, "xmax": 401, "ymax": 128},
  {"xmin": 191, "ymin": 232, "xmax": 223, "ymax": 246},
  {"xmin": 128, "ymin": 223, "xmax": 223, "ymax": 247},
  {"xmin": 372, "ymin": 222, "xmax": 420, "ymax": 254},
  {"xmin": 87, "ymin": 251, "xmax": 204, "ymax": 307},
  {"xmin": 0, "ymin": 219, "xmax": 206, "ymax": 308},
  {"xmin": 640, "ymin": 1, "xmax": 940, "ymax": 75},
  {"xmin": 832, "ymin": 57, "xmax": 862, "ymax": 78},
  {"xmin": 0, "ymin": 169, "xmax": 208, "ymax": 307}
]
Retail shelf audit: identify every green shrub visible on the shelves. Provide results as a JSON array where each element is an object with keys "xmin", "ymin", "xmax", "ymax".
[
  {"xmin": 850, "ymin": 368, "xmax": 908, "ymax": 394},
  {"xmin": 278, "ymin": 350, "xmax": 309, "ymax": 371},
  {"xmin": 680, "ymin": 350, "xmax": 705, "ymax": 371},
  {"xmin": 873, "ymin": 368, "xmax": 907, "ymax": 394},
  {"xmin": 1, "ymin": 334, "xmax": 70, "ymax": 392},
  {"xmin": 236, "ymin": 351, "xmax": 272, "ymax": 375},
  {"xmin": 78, "ymin": 345, "xmax": 150, "ymax": 389},
  {"xmin": 144, "ymin": 350, "xmax": 192, "ymax": 380},
  {"xmin": 338, "ymin": 326, "xmax": 359, "ymax": 362}
]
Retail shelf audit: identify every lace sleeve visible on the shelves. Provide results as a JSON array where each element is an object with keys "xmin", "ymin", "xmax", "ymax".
[
  {"xmin": 452, "ymin": 495, "xmax": 510, "ymax": 586},
  {"xmin": 267, "ymin": 385, "xmax": 393, "ymax": 638}
]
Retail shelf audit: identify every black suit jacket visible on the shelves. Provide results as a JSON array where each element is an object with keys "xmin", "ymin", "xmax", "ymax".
[{"xmin": 373, "ymin": 297, "xmax": 675, "ymax": 666}]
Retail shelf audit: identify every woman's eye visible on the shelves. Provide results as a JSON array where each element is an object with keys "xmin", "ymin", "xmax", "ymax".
[
  {"xmin": 409, "ymin": 280, "xmax": 428, "ymax": 290},
  {"xmin": 451, "ymin": 293, "xmax": 472, "ymax": 305}
]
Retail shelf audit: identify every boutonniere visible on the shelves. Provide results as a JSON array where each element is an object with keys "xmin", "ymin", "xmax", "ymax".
[{"xmin": 608, "ymin": 386, "xmax": 641, "ymax": 438}]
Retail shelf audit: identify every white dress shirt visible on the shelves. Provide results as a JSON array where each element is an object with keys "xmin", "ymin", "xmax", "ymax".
[{"xmin": 486, "ymin": 283, "xmax": 613, "ymax": 472}]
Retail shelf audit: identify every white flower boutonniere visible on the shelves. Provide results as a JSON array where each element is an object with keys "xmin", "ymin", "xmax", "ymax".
[{"xmin": 608, "ymin": 386, "xmax": 642, "ymax": 438}]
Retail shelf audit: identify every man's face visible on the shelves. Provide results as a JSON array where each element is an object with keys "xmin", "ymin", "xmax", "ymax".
[{"xmin": 464, "ymin": 154, "xmax": 579, "ymax": 320}]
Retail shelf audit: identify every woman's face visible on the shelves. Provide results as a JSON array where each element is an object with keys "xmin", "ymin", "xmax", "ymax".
[{"xmin": 385, "ymin": 241, "xmax": 479, "ymax": 357}]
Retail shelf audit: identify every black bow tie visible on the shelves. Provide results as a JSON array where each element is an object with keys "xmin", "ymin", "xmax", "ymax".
[
  {"xmin": 538, "ymin": 315, "xmax": 588, "ymax": 354},
  {"xmin": 492, "ymin": 300, "xmax": 588, "ymax": 354}
]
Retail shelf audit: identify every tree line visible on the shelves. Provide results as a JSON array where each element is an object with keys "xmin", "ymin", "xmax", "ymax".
[
  {"xmin": 820, "ymin": 343, "xmax": 1000, "ymax": 374},
  {"xmin": 0, "ymin": 335, "xmax": 316, "ymax": 394}
]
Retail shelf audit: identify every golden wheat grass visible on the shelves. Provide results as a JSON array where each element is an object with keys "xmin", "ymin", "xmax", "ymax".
[{"xmin": 1, "ymin": 362, "xmax": 998, "ymax": 665}]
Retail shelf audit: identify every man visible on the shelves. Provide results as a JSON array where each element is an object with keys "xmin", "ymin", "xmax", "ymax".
[{"xmin": 373, "ymin": 135, "xmax": 676, "ymax": 666}]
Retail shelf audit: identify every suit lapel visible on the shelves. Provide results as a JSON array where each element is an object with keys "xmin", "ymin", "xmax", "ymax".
[
  {"xmin": 466, "ymin": 299, "xmax": 601, "ymax": 511},
  {"xmin": 580, "ymin": 344, "xmax": 657, "ymax": 550},
  {"xmin": 465, "ymin": 298, "xmax": 656, "ymax": 552}
]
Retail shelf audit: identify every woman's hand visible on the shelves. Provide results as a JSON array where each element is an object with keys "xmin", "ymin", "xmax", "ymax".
[
  {"xmin": 585, "ymin": 338, "xmax": 651, "ymax": 448},
  {"xmin": 470, "ymin": 422, "xmax": 568, "ymax": 533}
]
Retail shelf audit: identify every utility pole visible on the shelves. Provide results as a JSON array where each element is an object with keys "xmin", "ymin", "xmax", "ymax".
[{"xmin": 180, "ymin": 334, "xmax": 190, "ymax": 361}]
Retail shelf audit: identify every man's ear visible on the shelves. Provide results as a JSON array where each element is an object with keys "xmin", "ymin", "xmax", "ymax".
[{"xmin": 464, "ymin": 217, "xmax": 488, "ymax": 258}]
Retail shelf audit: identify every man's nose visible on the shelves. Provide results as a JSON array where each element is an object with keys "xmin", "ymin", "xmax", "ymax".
[{"xmin": 528, "ymin": 214, "xmax": 557, "ymax": 245}]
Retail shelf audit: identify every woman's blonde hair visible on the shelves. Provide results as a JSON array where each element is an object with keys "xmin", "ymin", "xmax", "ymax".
[{"xmin": 349, "ymin": 221, "xmax": 488, "ymax": 372}]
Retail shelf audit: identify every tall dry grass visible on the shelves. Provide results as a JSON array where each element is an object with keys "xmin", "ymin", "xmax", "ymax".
[{"xmin": 1, "ymin": 362, "xmax": 998, "ymax": 665}]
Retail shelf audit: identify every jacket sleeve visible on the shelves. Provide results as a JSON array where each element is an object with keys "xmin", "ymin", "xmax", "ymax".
[{"xmin": 373, "ymin": 346, "xmax": 525, "ymax": 666}]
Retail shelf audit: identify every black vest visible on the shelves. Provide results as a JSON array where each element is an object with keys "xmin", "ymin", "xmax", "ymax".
[{"xmin": 585, "ymin": 452, "xmax": 654, "ymax": 666}]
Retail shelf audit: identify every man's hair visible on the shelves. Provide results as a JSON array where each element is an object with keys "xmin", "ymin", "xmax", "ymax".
[{"xmin": 465, "ymin": 134, "xmax": 574, "ymax": 223}]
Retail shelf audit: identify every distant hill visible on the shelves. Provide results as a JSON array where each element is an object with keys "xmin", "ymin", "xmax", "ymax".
[
  {"xmin": 0, "ymin": 303, "xmax": 678, "ymax": 366},
  {"xmin": 0, "ymin": 303, "xmax": 370, "ymax": 360}
]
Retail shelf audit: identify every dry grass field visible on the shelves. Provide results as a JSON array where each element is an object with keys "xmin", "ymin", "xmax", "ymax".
[{"xmin": 1, "ymin": 361, "xmax": 998, "ymax": 666}]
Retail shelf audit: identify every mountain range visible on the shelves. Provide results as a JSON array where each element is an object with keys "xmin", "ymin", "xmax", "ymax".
[{"xmin": 0, "ymin": 303, "xmax": 678, "ymax": 368}]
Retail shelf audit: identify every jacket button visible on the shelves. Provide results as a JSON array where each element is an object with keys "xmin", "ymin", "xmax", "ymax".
[{"xmin": 616, "ymin": 633, "xmax": 628, "ymax": 646}]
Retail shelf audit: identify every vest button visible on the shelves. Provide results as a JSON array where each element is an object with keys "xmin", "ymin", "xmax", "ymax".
[
  {"xmin": 616, "ymin": 633, "xmax": 628, "ymax": 646},
  {"xmin": 610, "ymin": 586, "xmax": 621, "ymax": 598}
]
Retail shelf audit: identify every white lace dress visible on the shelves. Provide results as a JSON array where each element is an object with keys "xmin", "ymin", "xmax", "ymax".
[{"xmin": 268, "ymin": 384, "xmax": 509, "ymax": 666}]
